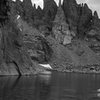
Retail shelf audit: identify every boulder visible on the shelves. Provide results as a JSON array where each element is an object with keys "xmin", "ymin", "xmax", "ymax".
[{"xmin": 63, "ymin": 35, "xmax": 72, "ymax": 45}]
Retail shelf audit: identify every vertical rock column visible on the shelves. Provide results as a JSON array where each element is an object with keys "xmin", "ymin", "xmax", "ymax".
[
  {"xmin": 52, "ymin": 1, "xmax": 75, "ymax": 45},
  {"xmin": 43, "ymin": 0, "xmax": 57, "ymax": 22}
]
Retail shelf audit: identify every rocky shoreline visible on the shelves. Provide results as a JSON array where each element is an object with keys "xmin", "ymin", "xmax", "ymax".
[{"xmin": 52, "ymin": 65, "xmax": 100, "ymax": 74}]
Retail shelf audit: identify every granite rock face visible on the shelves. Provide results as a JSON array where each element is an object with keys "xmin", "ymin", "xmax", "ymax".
[
  {"xmin": 32, "ymin": 5, "xmax": 44, "ymax": 27},
  {"xmin": 87, "ymin": 11, "xmax": 100, "ymax": 38},
  {"xmin": 43, "ymin": 0, "xmax": 57, "ymax": 22},
  {"xmin": 33, "ymin": 5, "xmax": 43, "ymax": 21},
  {"xmin": 52, "ymin": 6, "xmax": 75, "ymax": 45},
  {"xmin": 0, "ymin": 0, "xmax": 9, "ymax": 24},
  {"xmin": 27, "ymin": 36, "xmax": 53, "ymax": 63},
  {"xmin": 21, "ymin": 0, "xmax": 34, "ymax": 23},
  {"xmin": 1, "ymin": 0, "xmax": 100, "ymax": 75},
  {"xmin": 15, "ymin": 0, "xmax": 24, "ymax": 17},
  {"xmin": 0, "ymin": 21, "xmax": 37, "ymax": 75},
  {"xmin": 47, "ymin": 36, "xmax": 100, "ymax": 69},
  {"xmin": 62, "ymin": 0, "xmax": 92, "ymax": 37},
  {"xmin": 62, "ymin": 0, "xmax": 78, "ymax": 34},
  {"xmin": 15, "ymin": 15, "xmax": 53, "ymax": 64},
  {"xmin": 10, "ymin": 0, "xmax": 34, "ymax": 23},
  {"xmin": 50, "ymin": 1, "xmax": 100, "ymax": 71},
  {"xmin": 77, "ymin": 3, "xmax": 92, "ymax": 37},
  {"xmin": 0, "ymin": 0, "xmax": 39, "ymax": 75}
]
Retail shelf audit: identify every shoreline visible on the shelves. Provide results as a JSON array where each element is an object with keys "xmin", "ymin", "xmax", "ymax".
[
  {"xmin": 52, "ymin": 68, "xmax": 100, "ymax": 74},
  {"xmin": 1, "ymin": 64, "xmax": 100, "ymax": 76},
  {"xmin": 0, "ymin": 70, "xmax": 100, "ymax": 76}
]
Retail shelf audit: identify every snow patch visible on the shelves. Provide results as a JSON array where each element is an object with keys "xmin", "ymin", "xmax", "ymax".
[
  {"xmin": 17, "ymin": 15, "xmax": 20, "ymax": 20},
  {"xmin": 12, "ymin": 0, "xmax": 23, "ymax": 2},
  {"xmin": 39, "ymin": 64, "xmax": 52, "ymax": 69}
]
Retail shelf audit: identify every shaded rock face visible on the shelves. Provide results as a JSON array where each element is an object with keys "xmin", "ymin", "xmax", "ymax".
[
  {"xmin": 0, "ymin": 21, "xmax": 36, "ymax": 75},
  {"xmin": 12, "ymin": 0, "xmax": 57, "ymax": 26},
  {"xmin": 39, "ymin": 25, "xmax": 52, "ymax": 37},
  {"xmin": 33, "ymin": 5, "xmax": 43, "ymax": 21},
  {"xmin": 0, "ymin": 0, "xmax": 100, "ymax": 75},
  {"xmin": 10, "ymin": 0, "xmax": 34, "ymax": 23},
  {"xmin": 21, "ymin": 0, "xmax": 33, "ymax": 23},
  {"xmin": 16, "ymin": 16, "xmax": 41, "ymax": 36},
  {"xmin": 62, "ymin": 0, "xmax": 78, "ymax": 33},
  {"xmin": 8, "ymin": 0, "xmax": 100, "ymax": 41},
  {"xmin": 62, "ymin": 0, "xmax": 92, "ymax": 37},
  {"xmin": 26, "ymin": 36, "xmax": 53, "ymax": 63},
  {"xmin": 15, "ymin": 16, "xmax": 53, "ymax": 64},
  {"xmin": 32, "ymin": 5, "xmax": 45, "ymax": 28},
  {"xmin": 15, "ymin": 0, "xmax": 24, "ymax": 17},
  {"xmin": 77, "ymin": 4, "xmax": 92, "ymax": 37},
  {"xmin": 49, "ymin": 38, "xmax": 100, "ymax": 72},
  {"xmin": 86, "ymin": 11, "xmax": 100, "ymax": 41},
  {"xmin": 90, "ymin": 11, "xmax": 100, "ymax": 37},
  {"xmin": 0, "ymin": 0, "xmax": 38, "ymax": 75},
  {"xmin": 0, "ymin": 0, "xmax": 9, "ymax": 25},
  {"xmin": 43, "ymin": 0, "xmax": 57, "ymax": 22}
]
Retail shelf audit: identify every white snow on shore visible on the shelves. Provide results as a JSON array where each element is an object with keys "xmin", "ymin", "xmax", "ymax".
[{"xmin": 39, "ymin": 64, "xmax": 52, "ymax": 69}]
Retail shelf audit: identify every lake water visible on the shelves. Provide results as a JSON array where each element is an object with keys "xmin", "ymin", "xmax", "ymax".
[{"xmin": 0, "ymin": 71, "xmax": 100, "ymax": 100}]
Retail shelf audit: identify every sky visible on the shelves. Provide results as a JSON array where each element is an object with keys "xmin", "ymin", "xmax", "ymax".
[
  {"xmin": 32, "ymin": 0, "xmax": 100, "ymax": 17},
  {"xmin": 12, "ymin": 0, "xmax": 100, "ymax": 17},
  {"xmin": 77, "ymin": 0, "xmax": 100, "ymax": 16}
]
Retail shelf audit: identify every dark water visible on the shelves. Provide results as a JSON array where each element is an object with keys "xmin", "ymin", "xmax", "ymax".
[{"xmin": 0, "ymin": 72, "xmax": 100, "ymax": 100}]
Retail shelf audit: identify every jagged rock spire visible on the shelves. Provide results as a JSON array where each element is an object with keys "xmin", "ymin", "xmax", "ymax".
[
  {"xmin": 94, "ymin": 11, "xmax": 99, "ymax": 19},
  {"xmin": 53, "ymin": 2, "xmax": 66, "ymax": 24},
  {"xmin": 43, "ymin": 0, "xmax": 57, "ymax": 21},
  {"xmin": 52, "ymin": 4, "xmax": 75, "ymax": 45}
]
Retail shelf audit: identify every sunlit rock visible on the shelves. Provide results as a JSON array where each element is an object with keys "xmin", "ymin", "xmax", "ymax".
[
  {"xmin": 63, "ymin": 35, "xmax": 72, "ymax": 45},
  {"xmin": 52, "ymin": 3, "xmax": 75, "ymax": 45}
]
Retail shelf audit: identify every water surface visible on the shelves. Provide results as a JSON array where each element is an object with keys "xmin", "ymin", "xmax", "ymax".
[{"xmin": 0, "ymin": 72, "xmax": 100, "ymax": 100}]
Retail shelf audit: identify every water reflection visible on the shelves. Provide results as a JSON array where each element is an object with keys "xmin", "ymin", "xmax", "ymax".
[
  {"xmin": 38, "ymin": 72, "xmax": 51, "ymax": 84},
  {"xmin": 34, "ymin": 73, "xmax": 51, "ymax": 100},
  {"xmin": 0, "ymin": 72, "xmax": 100, "ymax": 100}
]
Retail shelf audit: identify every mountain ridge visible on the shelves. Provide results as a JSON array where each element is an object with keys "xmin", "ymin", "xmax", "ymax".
[{"xmin": 0, "ymin": 0, "xmax": 100, "ymax": 75}]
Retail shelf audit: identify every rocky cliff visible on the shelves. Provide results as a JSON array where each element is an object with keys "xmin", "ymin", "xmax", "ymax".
[
  {"xmin": 0, "ymin": 0, "xmax": 45, "ymax": 75},
  {"xmin": 0, "ymin": 0, "xmax": 100, "ymax": 75},
  {"xmin": 43, "ymin": 0, "xmax": 57, "ymax": 22},
  {"xmin": 62, "ymin": 0, "xmax": 93, "ymax": 37},
  {"xmin": 0, "ymin": 21, "xmax": 37, "ymax": 75},
  {"xmin": 0, "ymin": 0, "xmax": 9, "ymax": 25},
  {"xmin": 52, "ymin": 5, "xmax": 75, "ymax": 45}
]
